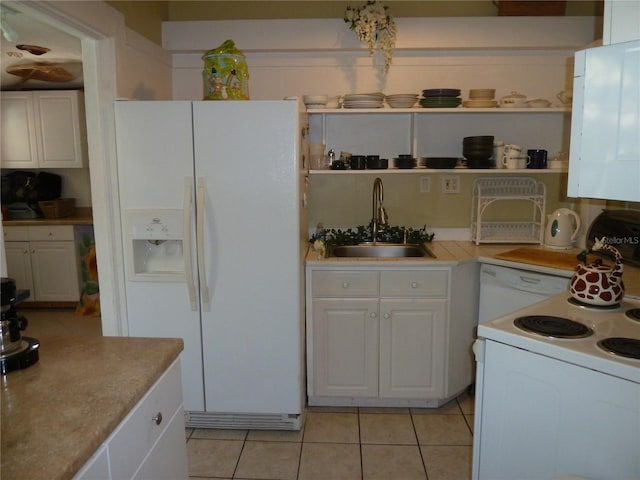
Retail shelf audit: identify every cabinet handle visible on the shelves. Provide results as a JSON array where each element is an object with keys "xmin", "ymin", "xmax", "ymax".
[
  {"xmin": 152, "ymin": 412, "xmax": 163, "ymax": 425},
  {"xmin": 342, "ymin": 282, "xmax": 349, "ymax": 289},
  {"xmin": 383, "ymin": 313, "xmax": 390, "ymax": 319},
  {"xmin": 411, "ymin": 282, "xmax": 419, "ymax": 288},
  {"xmin": 370, "ymin": 312, "xmax": 377, "ymax": 318}
]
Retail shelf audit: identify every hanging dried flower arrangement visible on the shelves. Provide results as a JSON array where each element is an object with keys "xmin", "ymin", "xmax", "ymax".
[{"xmin": 344, "ymin": 0, "xmax": 397, "ymax": 73}]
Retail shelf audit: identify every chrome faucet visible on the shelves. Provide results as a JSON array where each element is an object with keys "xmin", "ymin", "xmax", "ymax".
[{"xmin": 371, "ymin": 177, "xmax": 388, "ymax": 243}]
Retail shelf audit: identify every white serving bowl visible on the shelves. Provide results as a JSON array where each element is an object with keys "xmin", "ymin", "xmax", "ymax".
[
  {"xmin": 303, "ymin": 94, "xmax": 328, "ymax": 105},
  {"xmin": 526, "ymin": 98, "xmax": 552, "ymax": 108}
]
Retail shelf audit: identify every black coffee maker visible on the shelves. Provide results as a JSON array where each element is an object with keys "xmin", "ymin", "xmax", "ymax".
[{"xmin": 1, "ymin": 277, "xmax": 39, "ymax": 374}]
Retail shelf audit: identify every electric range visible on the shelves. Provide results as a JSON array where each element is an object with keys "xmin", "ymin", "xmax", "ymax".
[
  {"xmin": 473, "ymin": 293, "xmax": 640, "ymax": 479},
  {"xmin": 477, "ymin": 293, "xmax": 640, "ymax": 383}
]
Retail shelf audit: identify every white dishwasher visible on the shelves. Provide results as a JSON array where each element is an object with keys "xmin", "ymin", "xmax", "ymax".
[{"xmin": 478, "ymin": 263, "xmax": 570, "ymax": 324}]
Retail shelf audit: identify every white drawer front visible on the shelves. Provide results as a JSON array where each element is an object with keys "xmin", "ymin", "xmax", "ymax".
[
  {"xmin": 380, "ymin": 270, "xmax": 449, "ymax": 297},
  {"xmin": 109, "ymin": 359, "xmax": 183, "ymax": 480},
  {"xmin": 28, "ymin": 225, "xmax": 75, "ymax": 241},
  {"xmin": 3, "ymin": 226, "xmax": 29, "ymax": 241},
  {"xmin": 312, "ymin": 271, "xmax": 379, "ymax": 297}
]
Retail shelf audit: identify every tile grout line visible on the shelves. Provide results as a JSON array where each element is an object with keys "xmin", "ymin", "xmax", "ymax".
[{"xmin": 409, "ymin": 410, "xmax": 430, "ymax": 479}]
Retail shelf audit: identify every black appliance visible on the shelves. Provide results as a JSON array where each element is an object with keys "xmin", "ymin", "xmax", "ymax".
[
  {"xmin": 1, "ymin": 278, "xmax": 39, "ymax": 374},
  {"xmin": 587, "ymin": 209, "xmax": 640, "ymax": 267},
  {"xmin": 1, "ymin": 171, "xmax": 62, "ymax": 219}
]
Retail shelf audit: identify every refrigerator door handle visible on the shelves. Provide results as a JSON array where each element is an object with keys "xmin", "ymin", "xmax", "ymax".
[
  {"xmin": 183, "ymin": 177, "xmax": 197, "ymax": 311},
  {"xmin": 196, "ymin": 177, "xmax": 211, "ymax": 311}
]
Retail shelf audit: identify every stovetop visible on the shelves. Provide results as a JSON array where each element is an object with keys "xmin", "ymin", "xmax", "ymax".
[{"xmin": 478, "ymin": 294, "xmax": 640, "ymax": 383}]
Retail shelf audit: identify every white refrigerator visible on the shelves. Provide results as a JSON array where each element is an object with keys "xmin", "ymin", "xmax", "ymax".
[{"xmin": 114, "ymin": 100, "xmax": 308, "ymax": 429}]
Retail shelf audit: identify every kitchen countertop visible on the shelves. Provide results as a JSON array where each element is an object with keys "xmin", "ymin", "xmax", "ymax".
[
  {"xmin": 306, "ymin": 241, "xmax": 640, "ymax": 296},
  {"xmin": 1, "ymin": 335, "xmax": 184, "ymax": 480},
  {"xmin": 2, "ymin": 207, "xmax": 93, "ymax": 226}
]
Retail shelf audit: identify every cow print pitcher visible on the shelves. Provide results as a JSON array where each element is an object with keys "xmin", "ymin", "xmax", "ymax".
[{"xmin": 570, "ymin": 237, "xmax": 625, "ymax": 306}]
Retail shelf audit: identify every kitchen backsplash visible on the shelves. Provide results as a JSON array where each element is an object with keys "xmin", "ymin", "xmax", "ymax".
[{"xmin": 308, "ymin": 173, "xmax": 576, "ymax": 231}]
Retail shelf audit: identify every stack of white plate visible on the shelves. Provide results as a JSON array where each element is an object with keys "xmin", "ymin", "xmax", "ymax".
[
  {"xmin": 462, "ymin": 89, "xmax": 497, "ymax": 108},
  {"xmin": 385, "ymin": 93, "xmax": 418, "ymax": 108},
  {"xmin": 343, "ymin": 93, "xmax": 384, "ymax": 109},
  {"xmin": 462, "ymin": 99, "xmax": 498, "ymax": 108}
]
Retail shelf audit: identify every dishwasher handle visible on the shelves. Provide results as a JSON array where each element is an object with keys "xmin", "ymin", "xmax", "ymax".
[{"xmin": 480, "ymin": 264, "xmax": 569, "ymax": 296}]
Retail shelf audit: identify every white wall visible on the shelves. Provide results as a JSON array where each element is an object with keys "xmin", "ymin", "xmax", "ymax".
[
  {"xmin": 118, "ymin": 27, "xmax": 172, "ymax": 100},
  {"xmin": 164, "ymin": 17, "xmax": 599, "ymax": 102}
]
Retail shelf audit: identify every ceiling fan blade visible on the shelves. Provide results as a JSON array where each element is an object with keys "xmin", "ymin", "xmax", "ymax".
[{"xmin": 6, "ymin": 63, "xmax": 75, "ymax": 83}]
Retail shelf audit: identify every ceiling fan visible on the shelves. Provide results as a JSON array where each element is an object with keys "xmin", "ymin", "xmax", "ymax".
[
  {"xmin": 6, "ymin": 62, "xmax": 76, "ymax": 83},
  {"xmin": 1, "ymin": 8, "xmax": 83, "ymax": 88}
]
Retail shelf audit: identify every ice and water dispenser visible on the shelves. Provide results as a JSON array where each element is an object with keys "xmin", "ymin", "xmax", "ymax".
[{"xmin": 123, "ymin": 209, "xmax": 186, "ymax": 281}]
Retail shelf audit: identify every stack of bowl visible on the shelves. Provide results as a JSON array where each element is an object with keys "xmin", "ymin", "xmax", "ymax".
[
  {"xmin": 394, "ymin": 154, "xmax": 416, "ymax": 169},
  {"xmin": 419, "ymin": 89, "xmax": 461, "ymax": 108},
  {"xmin": 385, "ymin": 93, "xmax": 418, "ymax": 108},
  {"xmin": 462, "ymin": 89, "xmax": 497, "ymax": 108},
  {"xmin": 463, "ymin": 136, "xmax": 494, "ymax": 168},
  {"xmin": 303, "ymin": 95, "xmax": 328, "ymax": 109}
]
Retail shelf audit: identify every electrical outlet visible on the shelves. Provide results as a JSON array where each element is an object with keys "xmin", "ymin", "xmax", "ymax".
[
  {"xmin": 419, "ymin": 176, "xmax": 431, "ymax": 193},
  {"xmin": 441, "ymin": 175, "xmax": 461, "ymax": 194}
]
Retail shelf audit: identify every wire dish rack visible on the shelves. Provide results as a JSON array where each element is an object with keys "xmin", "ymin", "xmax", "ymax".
[{"xmin": 471, "ymin": 177, "xmax": 546, "ymax": 245}]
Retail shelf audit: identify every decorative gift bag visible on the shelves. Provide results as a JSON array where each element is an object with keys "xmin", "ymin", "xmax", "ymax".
[{"xmin": 202, "ymin": 39, "xmax": 250, "ymax": 100}]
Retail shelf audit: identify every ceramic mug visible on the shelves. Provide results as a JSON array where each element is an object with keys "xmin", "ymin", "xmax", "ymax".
[
  {"xmin": 504, "ymin": 155, "xmax": 528, "ymax": 169},
  {"xmin": 527, "ymin": 149, "xmax": 547, "ymax": 169},
  {"xmin": 503, "ymin": 144, "xmax": 522, "ymax": 156},
  {"xmin": 493, "ymin": 140, "xmax": 505, "ymax": 169},
  {"xmin": 503, "ymin": 144, "xmax": 524, "ymax": 169},
  {"xmin": 518, "ymin": 156, "xmax": 530, "ymax": 169}
]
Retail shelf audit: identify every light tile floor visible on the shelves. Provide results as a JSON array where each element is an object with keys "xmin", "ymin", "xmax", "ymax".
[
  {"xmin": 22, "ymin": 308, "xmax": 475, "ymax": 479},
  {"xmin": 186, "ymin": 394, "xmax": 475, "ymax": 480}
]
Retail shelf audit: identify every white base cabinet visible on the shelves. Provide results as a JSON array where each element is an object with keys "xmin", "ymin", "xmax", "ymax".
[
  {"xmin": 1, "ymin": 90, "xmax": 87, "ymax": 169},
  {"xmin": 307, "ymin": 266, "xmax": 452, "ymax": 406},
  {"xmin": 4, "ymin": 226, "xmax": 81, "ymax": 302},
  {"xmin": 379, "ymin": 298, "xmax": 447, "ymax": 399},
  {"xmin": 74, "ymin": 359, "xmax": 188, "ymax": 480}
]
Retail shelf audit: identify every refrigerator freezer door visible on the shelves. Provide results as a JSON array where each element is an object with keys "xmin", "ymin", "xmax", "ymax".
[
  {"xmin": 192, "ymin": 101, "xmax": 303, "ymax": 415},
  {"xmin": 115, "ymin": 101, "xmax": 205, "ymax": 411}
]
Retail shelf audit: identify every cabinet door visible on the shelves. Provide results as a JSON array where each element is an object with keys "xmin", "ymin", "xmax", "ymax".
[
  {"xmin": 0, "ymin": 92, "xmax": 39, "ymax": 168},
  {"xmin": 569, "ymin": 41, "xmax": 640, "ymax": 201},
  {"xmin": 34, "ymin": 91, "xmax": 85, "ymax": 168},
  {"xmin": 5, "ymin": 242, "xmax": 34, "ymax": 295},
  {"xmin": 379, "ymin": 298, "xmax": 447, "ymax": 399},
  {"xmin": 312, "ymin": 298, "xmax": 379, "ymax": 397},
  {"xmin": 30, "ymin": 241, "xmax": 80, "ymax": 302},
  {"xmin": 133, "ymin": 407, "xmax": 189, "ymax": 480}
]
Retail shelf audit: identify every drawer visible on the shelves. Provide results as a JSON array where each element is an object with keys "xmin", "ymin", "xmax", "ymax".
[
  {"xmin": 28, "ymin": 225, "xmax": 75, "ymax": 241},
  {"xmin": 3, "ymin": 226, "xmax": 28, "ymax": 241},
  {"xmin": 108, "ymin": 359, "xmax": 183, "ymax": 480},
  {"xmin": 312, "ymin": 270, "xmax": 379, "ymax": 297},
  {"xmin": 380, "ymin": 270, "xmax": 449, "ymax": 297}
]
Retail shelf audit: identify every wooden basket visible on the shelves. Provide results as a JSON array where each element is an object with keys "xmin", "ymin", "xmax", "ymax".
[{"xmin": 38, "ymin": 198, "xmax": 76, "ymax": 219}]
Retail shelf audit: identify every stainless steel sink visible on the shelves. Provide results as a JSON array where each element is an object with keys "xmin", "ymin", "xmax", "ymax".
[{"xmin": 330, "ymin": 243, "xmax": 436, "ymax": 258}]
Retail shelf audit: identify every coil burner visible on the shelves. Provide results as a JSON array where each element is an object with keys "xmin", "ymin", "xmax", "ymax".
[
  {"xmin": 514, "ymin": 315, "xmax": 593, "ymax": 339},
  {"xmin": 625, "ymin": 308, "xmax": 640, "ymax": 323},
  {"xmin": 597, "ymin": 337, "xmax": 640, "ymax": 360}
]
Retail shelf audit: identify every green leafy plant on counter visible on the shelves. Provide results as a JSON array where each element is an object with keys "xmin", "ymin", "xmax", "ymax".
[{"xmin": 310, "ymin": 224, "xmax": 434, "ymax": 248}]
